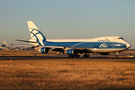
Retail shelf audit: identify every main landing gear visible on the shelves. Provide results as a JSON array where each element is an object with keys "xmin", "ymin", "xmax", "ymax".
[
  {"xmin": 83, "ymin": 54, "xmax": 89, "ymax": 57},
  {"xmin": 68, "ymin": 53, "xmax": 89, "ymax": 58},
  {"xmin": 68, "ymin": 55, "xmax": 80, "ymax": 57},
  {"xmin": 68, "ymin": 54, "xmax": 89, "ymax": 58},
  {"xmin": 115, "ymin": 52, "xmax": 119, "ymax": 58}
]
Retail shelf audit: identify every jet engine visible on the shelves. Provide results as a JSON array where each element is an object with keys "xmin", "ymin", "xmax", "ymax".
[
  {"xmin": 66, "ymin": 49, "xmax": 77, "ymax": 56},
  {"xmin": 39, "ymin": 47, "xmax": 49, "ymax": 54}
]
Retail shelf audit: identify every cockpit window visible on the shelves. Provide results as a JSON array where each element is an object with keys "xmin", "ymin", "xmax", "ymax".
[{"xmin": 118, "ymin": 37, "xmax": 123, "ymax": 39}]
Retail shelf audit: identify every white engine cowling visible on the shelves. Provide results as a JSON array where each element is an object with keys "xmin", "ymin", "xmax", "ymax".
[{"xmin": 39, "ymin": 47, "xmax": 49, "ymax": 54}]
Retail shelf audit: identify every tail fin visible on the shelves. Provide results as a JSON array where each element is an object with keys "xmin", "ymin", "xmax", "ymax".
[
  {"xmin": 3, "ymin": 41, "xmax": 10, "ymax": 45},
  {"xmin": 27, "ymin": 21, "xmax": 46, "ymax": 45}
]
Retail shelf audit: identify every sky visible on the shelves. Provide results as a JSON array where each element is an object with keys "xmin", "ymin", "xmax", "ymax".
[{"xmin": 0, "ymin": 0, "xmax": 135, "ymax": 48}]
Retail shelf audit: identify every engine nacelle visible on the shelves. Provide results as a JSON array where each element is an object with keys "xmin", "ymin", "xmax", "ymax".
[
  {"xmin": 39, "ymin": 47, "xmax": 49, "ymax": 54},
  {"xmin": 66, "ymin": 49, "xmax": 77, "ymax": 56}
]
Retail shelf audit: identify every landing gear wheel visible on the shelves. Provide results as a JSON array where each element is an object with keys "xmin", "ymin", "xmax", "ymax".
[
  {"xmin": 74, "ymin": 55, "xmax": 80, "ymax": 57},
  {"xmin": 83, "ymin": 55, "xmax": 89, "ymax": 57},
  {"xmin": 68, "ymin": 55, "xmax": 74, "ymax": 57}
]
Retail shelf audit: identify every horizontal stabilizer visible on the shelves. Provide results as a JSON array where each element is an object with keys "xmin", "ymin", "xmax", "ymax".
[{"xmin": 15, "ymin": 39, "xmax": 39, "ymax": 43}]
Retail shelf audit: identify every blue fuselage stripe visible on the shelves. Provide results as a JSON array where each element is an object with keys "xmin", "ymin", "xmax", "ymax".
[{"xmin": 44, "ymin": 41, "xmax": 127, "ymax": 49}]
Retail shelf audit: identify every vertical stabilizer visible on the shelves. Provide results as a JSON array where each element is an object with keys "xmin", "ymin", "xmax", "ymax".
[
  {"xmin": 27, "ymin": 21, "xmax": 46, "ymax": 46},
  {"xmin": 27, "ymin": 21, "xmax": 39, "ymax": 32}
]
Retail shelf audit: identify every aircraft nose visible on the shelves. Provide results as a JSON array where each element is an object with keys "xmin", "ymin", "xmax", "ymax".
[{"xmin": 126, "ymin": 42, "xmax": 131, "ymax": 48}]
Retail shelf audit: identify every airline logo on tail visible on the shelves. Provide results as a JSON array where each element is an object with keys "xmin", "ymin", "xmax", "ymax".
[{"xmin": 27, "ymin": 21, "xmax": 46, "ymax": 46}]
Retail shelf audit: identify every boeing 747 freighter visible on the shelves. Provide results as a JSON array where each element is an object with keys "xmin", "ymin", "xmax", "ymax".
[{"xmin": 5, "ymin": 21, "xmax": 131, "ymax": 57}]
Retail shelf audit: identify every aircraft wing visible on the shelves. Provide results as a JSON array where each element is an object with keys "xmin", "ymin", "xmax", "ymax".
[
  {"xmin": 39, "ymin": 45, "xmax": 92, "ymax": 54},
  {"xmin": 3, "ymin": 41, "xmax": 38, "ymax": 47},
  {"xmin": 3, "ymin": 40, "xmax": 92, "ymax": 53},
  {"xmin": 7, "ymin": 39, "xmax": 92, "ymax": 50},
  {"xmin": 41, "ymin": 45, "xmax": 91, "ymax": 50}
]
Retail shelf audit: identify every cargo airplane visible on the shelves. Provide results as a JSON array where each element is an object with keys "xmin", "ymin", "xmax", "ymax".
[{"xmin": 5, "ymin": 21, "xmax": 131, "ymax": 57}]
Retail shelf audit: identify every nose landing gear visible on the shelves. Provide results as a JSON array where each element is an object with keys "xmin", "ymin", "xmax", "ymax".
[{"xmin": 115, "ymin": 52, "xmax": 119, "ymax": 58}]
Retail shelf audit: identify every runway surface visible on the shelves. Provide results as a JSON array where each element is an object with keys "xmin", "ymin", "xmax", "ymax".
[
  {"xmin": 0, "ymin": 56, "xmax": 135, "ymax": 60},
  {"xmin": 0, "ymin": 51, "xmax": 135, "ymax": 60}
]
